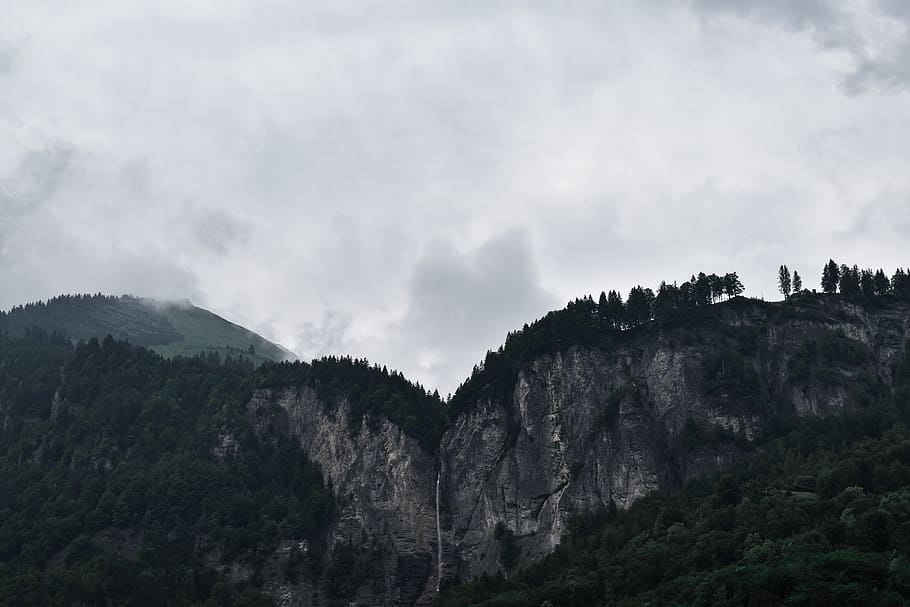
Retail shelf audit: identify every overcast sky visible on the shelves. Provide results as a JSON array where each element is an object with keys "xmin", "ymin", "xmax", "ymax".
[{"xmin": 2, "ymin": 1, "xmax": 909, "ymax": 393}]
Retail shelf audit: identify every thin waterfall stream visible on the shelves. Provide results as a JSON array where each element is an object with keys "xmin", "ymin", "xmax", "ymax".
[{"xmin": 435, "ymin": 470, "xmax": 443, "ymax": 591}]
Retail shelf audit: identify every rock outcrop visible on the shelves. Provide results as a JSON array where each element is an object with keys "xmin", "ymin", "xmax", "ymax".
[
  {"xmin": 248, "ymin": 387, "xmax": 440, "ymax": 606},
  {"xmin": 439, "ymin": 297, "xmax": 910, "ymax": 582},
  {"xmin": 249, "ymin": 296, "xmax": 910, "ymax": 604}
]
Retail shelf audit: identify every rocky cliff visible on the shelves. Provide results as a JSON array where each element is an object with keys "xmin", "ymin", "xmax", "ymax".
[
  {"xmin": 247, "ymin": 387, "xmax": 441, "ymax": 606},
  {"xmin": 247, "ymin": 296, "xmax": 910, "ymax": 604},
  {"xmin": 438, "ymin": 297, "xmax": 910, "ymax": 583}
]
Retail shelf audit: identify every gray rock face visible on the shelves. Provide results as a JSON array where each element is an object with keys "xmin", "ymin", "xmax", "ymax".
[
  {"xmin": 247, "ymin": 387, "xmax": 440, "ymax": 606},
  {"xmin": 248, "ymin": 297, "xmax": 910, "ymax": 604},
  {"xmin": 439, "ymin": 298, "xmax": 910, "ymax": 582}
]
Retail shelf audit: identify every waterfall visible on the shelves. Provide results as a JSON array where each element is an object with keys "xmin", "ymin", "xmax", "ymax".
[{"xmin": 435, "ymin": 470, "xmax": 443, "ymax": 592}]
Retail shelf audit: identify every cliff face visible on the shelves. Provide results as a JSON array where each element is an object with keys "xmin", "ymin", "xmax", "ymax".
[
  {"xmin": 248, "ymin": 297, "xmax": 910, "ymax": 604},
  {"xmin": 438, "ymin": 297, "xmax": 910, "ymax": 582},
  {"xmin": 247, "ymin": 387, "xmax": 441, "ymax": 606}
]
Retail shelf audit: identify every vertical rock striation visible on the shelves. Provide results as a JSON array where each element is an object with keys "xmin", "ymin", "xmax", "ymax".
[
  {"xmin": 247, "ymin": 387, "xmax": 440, "ymax": 606},
  {"xmin": 439, "ymin": 298, "xmax": 910, "ymax": 582}
]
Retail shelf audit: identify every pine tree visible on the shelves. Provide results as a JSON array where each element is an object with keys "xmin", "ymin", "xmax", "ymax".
[
  {"xmin": 626, "ymin": 286, "xmax": 655, "ymax": 328},
  {"xmin": 893, "ymin": 268, "xmax": 910, "ymax": 300},
  {"xmin": 792, "ymin": 271, "xmax": 802, "ymax": 294},
  {"xmin": 722, "ymin": 272, "xmax": 744, "ymax": 299},
  {"xmin": 839, "ymin": 264, "xmax": 861, "ymax": 297},
  {"xmin": 860, "ymin": 269, "xmax": 875, "ymax": 298},
  {"xmin": 778, "ymin": 265, "xmax": 792, "ymax": 299},
  {"xmin": 821, "ymin": 259, "xmax": 839, "ymax": 294},
  {"xmin": 694, "ymin": 273, "xmax": 711, "ymax": 307},
  {"xmin": 708, "ymin": 274, "xmax": 725, "ymax": 303},
  {"xmin": 597, "ymin": 291, "xmax": 609, "ymax": 324},
  {"xmin": 873, "ymin": 269, "xmax": 891, "ymax": 296},
  {"xmin": 606, "ymin": 290, "xmax": 625, "ymax": 330},
  {"xmin": 653, "ymin": 281, "xmax": 679, "ymax": 321}
]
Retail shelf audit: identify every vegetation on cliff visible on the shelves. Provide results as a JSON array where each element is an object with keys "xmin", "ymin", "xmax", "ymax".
[
  {"xmin": 448, "ymin": 262, "xmax": 910, "ymax": 419},
  {"xmin": 437, "ymin": 340, "xmax": 910, "ymax": 607},
  {"xmin": 256, "ymin": 356, "xmax": 447, "ymax": 452}
]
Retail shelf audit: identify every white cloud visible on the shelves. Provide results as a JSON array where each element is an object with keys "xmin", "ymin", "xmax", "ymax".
[{"xmin": 1, "ymin": 1, "xmax": 909, "ymax": 392}]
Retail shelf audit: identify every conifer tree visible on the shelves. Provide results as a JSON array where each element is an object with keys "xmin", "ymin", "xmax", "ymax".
[
  {"xmin": 873, "ymin": 269, "xmax": 891, "ymax": 296},
  {"xmin": 626, "ymin": 286, "xmax": 655, "ymax": 328},
  {"xmin": 792, "ymin": 271, "xmax": 802, "ymax": 294},
  {"xmin": 839, "ymin": 264, "xmax": 861, "ymax": 297},
  {"xmin": 860, "ymin": 269, "xmax": 875, "ymax": 298},
  {"xmin": 821, "ymin": 259, "xmax": 839, "ymax": 293},
  {"xmin": 653, "ymin": 281, "xmax": 680, "ymax": 321},
  {"xmin": 893, "ymin": 268, "xmax": 910, "ymax": 300},
  {"xmin": 722, "ymin": 272, "xmax": 744, "ymax": 299},
  {"xmin": 778, "ymin": 265, "xmax": 791, "ymax": 298},
  {"xmin": 606, "ymin": 290, "xmax": 625, "ymax": 330},
  {"xmin": 694, "ymin": 273, "xmax": 711, "ymax": 307}
]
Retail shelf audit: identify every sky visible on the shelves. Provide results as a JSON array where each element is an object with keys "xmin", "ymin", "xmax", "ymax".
[{"xmin": 1, "ymin": 1, "xmax": 909, "ymax": 394}]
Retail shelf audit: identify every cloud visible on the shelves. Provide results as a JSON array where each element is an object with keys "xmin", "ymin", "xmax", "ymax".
[
  {"xmin": 0, "ymin": 41, "xmax": 16, "ymax": 75},
  {"xmin": 390, "ymin": 231, "xmax": 558, "ymax": 392},
  {"xmin": 838, "ymin": 188, "xmax": 910, "ymax": 240},
  {"xmin": 0, "ymin": 144, "xmax": 74, "ymax": 217},
  {"xmin": 190, "ymin": 208, "xmax": 250, "ymax": 256},
  {"xmin": 688, "ymin": 0, "xmax": 910, "ymax": 93},
  {"xmin": 1, "ymin": 1, "xmax": 910, "ymax": 392}
]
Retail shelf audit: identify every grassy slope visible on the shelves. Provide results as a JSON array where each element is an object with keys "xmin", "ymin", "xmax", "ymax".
[
  {"xmin": 0, "ymin": 295, "xmax": 296, "ymax": 365},
  {"xmin": 144, "ymin": 300, "xmax": 295, "ymax": 365}
]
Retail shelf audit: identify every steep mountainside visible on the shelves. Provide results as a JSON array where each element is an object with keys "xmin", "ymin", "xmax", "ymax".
[
  {"xmin": 0, "ymin": 334, "xmax": 330, "ymax": 606},
  {"xmin": 0, "ymin": 335, "xmax": 445, "ymax": 606},
  {"xmin": 440, "ymin": 380, "xmax": 910, "ymax": 606},
  {"xmin": 0, "ymin": 294, "xmax": 295, "ymax": 365},
  {"xmin": 437, "ymin": 296, "xmax": 909, "ymax": 583},
  {"xmin": 2, "ymin": 292, "xmax": 910, "ymax": 606},
  {"xmin": 241, "ymin": 294, "xmax": 910, "ymax": 604}
]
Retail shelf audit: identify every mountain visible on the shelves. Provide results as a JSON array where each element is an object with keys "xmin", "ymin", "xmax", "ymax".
[
  {"xmin": 0, "ymin": 294, "xmax": 296, "ymax": 365},
  {"xmin": 0, "ymin": 333, "xmax": 439, "ymax": 606},
  {"xmin": 243, "ymin": 293, "xmax": 910, "ymax": 604},
  {"xmin": 436, "ymin": 294, "xmax": 909, "ymax": 582},
  {"xmin": 1, "ymin": 289, "xmax": 910, "ymax": 606}
]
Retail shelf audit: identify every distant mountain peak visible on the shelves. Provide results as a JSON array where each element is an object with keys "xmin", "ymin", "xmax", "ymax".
[{"xmin": 0, "ymin": 292, "xmax": 296, "ymax": 365}]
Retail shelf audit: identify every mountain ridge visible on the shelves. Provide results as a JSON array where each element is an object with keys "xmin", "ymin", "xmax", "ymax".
[
  {"xmin": 0, "ymin": 293, "xmax": 296, "ymax": 366},
  {"xmin": 2, "ymin": 285, "xmax": 910, "ymax": 605}
]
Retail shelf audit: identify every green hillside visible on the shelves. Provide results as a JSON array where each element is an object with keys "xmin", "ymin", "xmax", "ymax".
[{"xmin": 0, "ymin": 294, "xmax": 295, "ymax": 366}]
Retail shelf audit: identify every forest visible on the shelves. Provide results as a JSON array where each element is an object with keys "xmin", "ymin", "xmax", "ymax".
[{"xmin": 0, "ymin": 330, "xmax": 446, "ymax": 606}]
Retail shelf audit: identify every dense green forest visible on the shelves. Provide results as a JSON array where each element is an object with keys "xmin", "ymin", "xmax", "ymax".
[
  {"xmin": 437, "ymin": 339, "xmax": 910, "ymax": 606},
  {"xmin": 0, "ymin": 330, "xmax": 446, "ymax": 606},
  {"xmin": 0, "ymin": 331, "xmax": 330, "ymax": 606}
]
